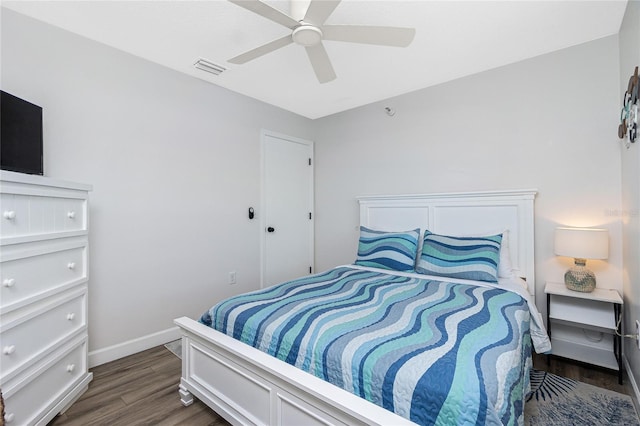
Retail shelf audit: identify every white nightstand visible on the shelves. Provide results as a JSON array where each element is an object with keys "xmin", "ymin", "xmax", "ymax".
[{"xmin": 545, "ymin": 282, "xmax": 623, "ymax": 384}]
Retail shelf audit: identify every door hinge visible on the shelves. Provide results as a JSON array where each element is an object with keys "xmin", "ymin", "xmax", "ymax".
[
  {"xmin": 308, "ymin": 158, "xmax": 312, "ymax": 166},
  {"xmin": 309, "ymin": 212, "xmax": 312, "ymax": 220}
]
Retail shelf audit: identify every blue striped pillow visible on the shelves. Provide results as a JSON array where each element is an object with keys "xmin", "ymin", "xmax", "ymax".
[
  {"xmin": 354, "ymin": 226, "xmax": 420, "ymax": 271},
  {"xmin": 415, "ymin": 231, "xmax": 502, "ymax": 282}
]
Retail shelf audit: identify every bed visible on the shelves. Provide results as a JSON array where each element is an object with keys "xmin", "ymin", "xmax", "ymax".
[{"xmin": 174, "ymin": 189, "xmax": 550, "ymax": 426}]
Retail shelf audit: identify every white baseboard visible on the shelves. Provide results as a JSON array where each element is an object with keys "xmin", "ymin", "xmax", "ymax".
[
  {"xmin": 88, "ymin": 326, "xmax": 181, "ymax": 368},
  {"xmin": 624, "ymin": 355, "xmax": 640, "ymax": 418}
]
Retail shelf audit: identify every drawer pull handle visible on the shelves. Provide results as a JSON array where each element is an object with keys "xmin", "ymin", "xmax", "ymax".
[
  {"xmin": 3, "ymin": 210, "xmax": 16, "ymax": 220},
  {"xmin": 67, "ymin": 262, "xmax": 76, "ymax": 270},
  {"xmin": 3, "ymin": 278, "xmax": 16, "ymax": 287},
  {"xmin": 67, "ymin": 363, "xmax": 76, "ymax": 373},
  {"xmin": 68, "ymin": 211, "xmax": 76, "ymax": 219},
  {"xmin": 3, "ymin": 345, "xmax": 16, "ymax": 355},
  {"xmin": 5, "ymin": 413, "xmax": 15, "ymax": 423},
  {"xmin": 67, "ymin": 312, "xmax": 76, "ymax": 321}
]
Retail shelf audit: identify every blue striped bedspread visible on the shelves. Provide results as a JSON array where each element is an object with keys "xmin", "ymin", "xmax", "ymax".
[{"xmin": 200, "ymin": 266, "xmax": 532, "ymax": 425}]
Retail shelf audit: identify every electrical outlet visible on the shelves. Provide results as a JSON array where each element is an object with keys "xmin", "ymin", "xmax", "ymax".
[
  {"xmin": 636, "ymin": 320, "xmax": 640, "ymax": 350},
  {"xmin": 228, "ymin": 271, "xmax": 236, "ymax": 285}
]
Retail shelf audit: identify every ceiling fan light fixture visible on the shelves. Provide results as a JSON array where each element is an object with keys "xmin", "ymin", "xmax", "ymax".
[{"xmin": 292, "ymin": 25, "xmax": 323, "ymax": 46}]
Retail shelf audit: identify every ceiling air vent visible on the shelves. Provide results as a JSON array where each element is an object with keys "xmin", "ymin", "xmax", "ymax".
[{"xmin": 194, "ymin": 58, "xmax": 226, "ymax": 76}]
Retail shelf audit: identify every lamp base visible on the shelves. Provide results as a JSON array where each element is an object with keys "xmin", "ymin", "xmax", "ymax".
[{"xmin": 564, "ymin": 259, "xmax": 596, "ymax": 292}]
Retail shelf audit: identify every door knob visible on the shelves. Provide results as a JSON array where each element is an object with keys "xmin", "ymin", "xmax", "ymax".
[{"xmin": 267, "ymin": 227, "xmax": 275, "ymax": 233}]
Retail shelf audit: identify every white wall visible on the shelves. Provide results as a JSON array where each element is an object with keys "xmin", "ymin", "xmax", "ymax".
[
  {"xmin": 619, "ymin": 0, "xmax": 640, "ymax": 409},
  {"xmin": 1, "ymin": 9, "xmax": 314, "ymax": 365},
  {"xmin": 314, "ymin": 36, "xmax": 623, "ymax": 325}
]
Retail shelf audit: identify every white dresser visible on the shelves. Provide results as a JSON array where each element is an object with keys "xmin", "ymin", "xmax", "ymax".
[{"xmin": 0, "ymin": 170, "xmax": 92, "ymax": 425}]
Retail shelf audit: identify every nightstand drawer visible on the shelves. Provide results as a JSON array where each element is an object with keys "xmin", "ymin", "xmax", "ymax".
[
  {"xmin": 3, "ymin": 338, "xmax": 88, "ymax": 426},
  {"xmin": 548, "ymin": 295, "xmax": 616, "ymax": 330},
  {"xmin": 0, "ymin": 289, "xmax": 87, "ymax": 380},
  {"xmin": 1, "ymin": 244, "xmax": 87, "ymax": 311}
]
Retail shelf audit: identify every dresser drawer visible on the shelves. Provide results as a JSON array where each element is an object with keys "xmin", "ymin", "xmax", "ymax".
[
  {"xmin": 1, "ymin": 245, "xmax": 86, "ymax": 311},
  {"xmin": 0, "ymin": 290, "xmax": 87, "ymax": 380},
  {"xmin": 3, "ymin": 339, "xmax": 88, "ymax": 426},
  {"xmin": 0, "ymin": 193, "xmax": 86, "ymax": 240}
]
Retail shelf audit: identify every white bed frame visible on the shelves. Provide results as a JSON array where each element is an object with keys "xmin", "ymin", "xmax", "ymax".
[{"xmin": 174, "ymin": 189, "xmax": 537, "ymax": 426}]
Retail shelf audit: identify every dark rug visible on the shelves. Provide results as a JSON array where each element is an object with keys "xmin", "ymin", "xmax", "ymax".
[
  {"xmin": 525, "ymin": 369, "xmax": 639, "ymax": 425},
  {"xmin": 164, "ymin": 340, "xmax": 639, "ymax": 425}
]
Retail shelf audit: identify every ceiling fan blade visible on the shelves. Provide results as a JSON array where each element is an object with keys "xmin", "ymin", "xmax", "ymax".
[
  {"xmin": 228, "ymin": 35, "xmax": 293, "ymax": 64},
  {"xmin": 323, "ymin": 25, "xmax": 416, "ymax": 47},
  {"xmin": 228, "ymin": 0, "xmax": 299, "ymax": 29},
  {"xmin": 305, "ymin": 43, "xmax": 336, "ymax": 84},
  {"xmin": 303, "ymin": 0, "xmax": 341, "ymax": 26}
]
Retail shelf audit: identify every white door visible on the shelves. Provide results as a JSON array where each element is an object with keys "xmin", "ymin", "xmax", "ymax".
[{"xmin": 262, "ymin": 131, "xmax": 314, "ymax": 287}]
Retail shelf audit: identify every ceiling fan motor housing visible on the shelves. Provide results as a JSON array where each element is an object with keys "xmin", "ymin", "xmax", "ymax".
[{"xmin": 292, "ymin": 25, "xmax": 323, "ymax": 46}]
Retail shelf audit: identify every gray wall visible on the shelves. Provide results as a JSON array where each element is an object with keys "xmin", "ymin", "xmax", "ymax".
[
  {"xmin": 619, "ymin": 0, "xmax": 640, "ymax": 408},
  {"xmin": 1, "ymin": 9, "xmax": 314, "ymax": 364}
]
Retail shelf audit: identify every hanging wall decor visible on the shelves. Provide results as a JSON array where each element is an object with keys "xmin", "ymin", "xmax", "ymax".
[{"xmin": 619, "ymin": 66, "xmax": 639, "ymax": 148}]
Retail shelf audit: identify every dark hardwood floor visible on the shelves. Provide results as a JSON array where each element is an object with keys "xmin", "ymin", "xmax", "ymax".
[
  {"xmin": 532, "ymin": 352, "xmax": 635, "ymax": 397},
  {"xmin": 48, "ymin": 345, "xmax": 227, "ymax": 426},
  {"xmin": 48, "ymin": 345, "xmax": 637, "ymax": 425}
]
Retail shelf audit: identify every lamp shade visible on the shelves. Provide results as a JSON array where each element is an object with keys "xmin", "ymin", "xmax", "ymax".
[{"xmin": 554, "ymin": 227, "xmax": 609, "ymax": 260}]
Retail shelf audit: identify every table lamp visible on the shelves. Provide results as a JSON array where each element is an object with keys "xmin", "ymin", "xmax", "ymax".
[{"xmin": 554, "ymin": 227, "xmax": 608, "ymax": 292}]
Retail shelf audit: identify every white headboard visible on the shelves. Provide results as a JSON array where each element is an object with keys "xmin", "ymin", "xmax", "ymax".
[{"xmin": 357, "ymin": 189, "xmax": 537, "ymax": 296}]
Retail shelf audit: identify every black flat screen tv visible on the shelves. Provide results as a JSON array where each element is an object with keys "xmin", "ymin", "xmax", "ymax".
[{"xmin": 1, "ymin": 91, "xmax": 44, "ymax": 175}]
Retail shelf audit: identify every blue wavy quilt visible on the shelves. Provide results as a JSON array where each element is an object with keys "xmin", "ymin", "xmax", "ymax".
[{"xmin": 200, "ymin": 266, "xmax": 532, "ymax": 425}]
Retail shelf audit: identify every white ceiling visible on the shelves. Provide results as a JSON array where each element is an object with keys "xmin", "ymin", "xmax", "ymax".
[{"xmin": 2, "ymin": 0, "xmax": 628, "ymax": 119}]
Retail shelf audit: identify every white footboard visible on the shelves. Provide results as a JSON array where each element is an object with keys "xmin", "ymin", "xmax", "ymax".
[{"xmin": 174, "ymin": 317, "xmax": 415, "ymax": 426}]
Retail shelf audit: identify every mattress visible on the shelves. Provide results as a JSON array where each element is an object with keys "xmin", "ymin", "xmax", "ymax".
[{"xmin": 200, "ymin": 266, "xmax": 534, "ymax": 426}]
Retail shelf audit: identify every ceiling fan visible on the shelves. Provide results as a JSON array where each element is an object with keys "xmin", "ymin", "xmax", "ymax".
[{"xmin": 227, "ymin": 0, "xmax": 416, "ymax": 83}]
